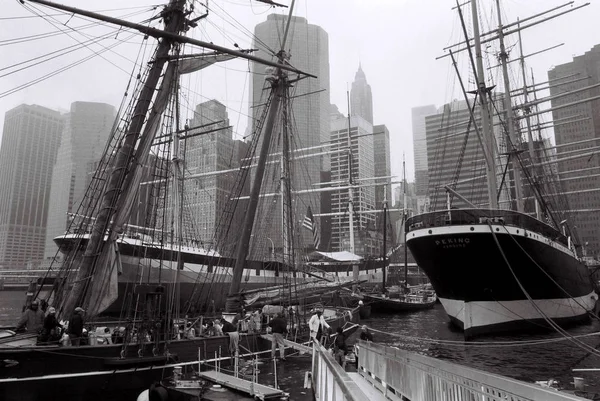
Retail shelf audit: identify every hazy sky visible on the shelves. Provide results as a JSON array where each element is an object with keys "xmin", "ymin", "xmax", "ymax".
[{"xmin": 1, "ymin": 0, "xmax": 598, "ymax": 182}]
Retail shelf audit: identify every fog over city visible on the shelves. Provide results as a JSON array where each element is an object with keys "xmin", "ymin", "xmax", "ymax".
[{"xmin": 1, "ymin": 0, "xmax": 598, "ymax": 180}]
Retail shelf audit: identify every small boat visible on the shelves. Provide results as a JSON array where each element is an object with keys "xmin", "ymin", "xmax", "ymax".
[
  {"xmin": 363, "ymin": 292, "xmax": 437, "ymax": 313},
  {"xmin": 363, "ymin": 160, "xmax": 437, "ymax": 313}
]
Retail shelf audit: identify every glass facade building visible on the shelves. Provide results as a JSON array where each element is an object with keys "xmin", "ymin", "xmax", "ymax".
[{"xmin": 0, "ymin": 104, "xmax": 63, "ymax": 269}]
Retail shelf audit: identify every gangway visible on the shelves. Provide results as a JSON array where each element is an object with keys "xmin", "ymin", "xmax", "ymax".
[{"xmin": 312, "ymin": 339, "xmax": 589, "ymax": 401}]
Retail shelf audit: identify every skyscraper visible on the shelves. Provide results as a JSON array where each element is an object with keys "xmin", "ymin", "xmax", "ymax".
[
  {"xmin": 411, "ymin": 105, "xmax": 436, "ymax": 200},
  {"xmin": 350, "ymin": 64, "xmax": 373, "ymax": 125},
  {"xmin": 425, "ymin": 99, "xmax": 507, "ymax": 211},
  {"xmin": 250, "ymin": 14, "xmax": 330, "ymax": 251},
  {"xmin": 44, "ymin": 102, "xmax": 115, "ymax": 258},
  {"xmin": 0, "ymin": 104, "xmax": 63, "ymax": 269},
  {"xmin": 548, "ymin": 44, "xmax": 600, "ymax": 256},
  {"xmin": 373, "ymin": 124, "xmax": 391, "ymax": 208},
  {"xmin": 185, "ymin": 100, "xmax": 237, "ymax": 249},
  {"xmin": 330, "ymin": 115, "xmax": 375, "ymax": 255}
]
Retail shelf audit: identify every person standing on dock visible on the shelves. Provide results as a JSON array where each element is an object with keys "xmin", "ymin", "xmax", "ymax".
[
  {"xmin": 15, "ymin": 300, "xmax": 44, "ymax": 334},
  {"xmin": 268, "ymin": 312, "xmax": 287, "ymax": 361},
  {"xmin": 333, "ymin": 326, "xmax": 347, "ymax": 369},
  {"xmin": 309, "ymin": 309, "xmax": 330, "ymax": 343},
  {"xmin": 69, "ymin": 307, "xmax": 85, "ymax": 346}
]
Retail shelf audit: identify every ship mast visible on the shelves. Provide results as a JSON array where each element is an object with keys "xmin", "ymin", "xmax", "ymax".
[
  {"xmin": 403, "ymin": 156, "xmax": 408, "ymax": 287},
  {"xmin": 471, "ymin": 0, "xmax": 499, "ymax": 209},
  {"xmin": 382, "ymin": 187, "xmax": 387, "ymax": 294},
  {"xmin": 226, "ymin": 0, "xmax": 297, "ymax": 311},
  {"xmin": 66, "ymin": 0, "xmax": 189, "ymax": 312},
  {"xmin": 517, "ymin": 19, "xmax": 541, "ymax": 219},
  {"xmin": 280, "ymin": 0, "xmax": 295, "ymax": 304},
  {"xmin": 495, "ymin": 0, "xmax": 524, "ymax": 212},
  {"xmin": 346, "ymin": 91, "xmax": 359, "ymax": 289}
]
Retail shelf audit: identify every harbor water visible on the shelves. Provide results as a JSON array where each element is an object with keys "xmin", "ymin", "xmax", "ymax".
[{"xmin": 3, "ymin": 290, "xmax": 600, "ymax": 399}]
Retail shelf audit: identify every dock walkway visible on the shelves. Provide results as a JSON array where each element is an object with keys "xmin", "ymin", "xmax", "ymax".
[{"xmin": 312, "ymin": 340, "xmax": 590, "ymax": 401}]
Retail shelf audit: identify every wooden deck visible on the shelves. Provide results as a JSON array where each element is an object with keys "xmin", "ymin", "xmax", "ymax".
[{"xmin": 198, "ymin": 370, "xmax": 287, "ymax": 400}]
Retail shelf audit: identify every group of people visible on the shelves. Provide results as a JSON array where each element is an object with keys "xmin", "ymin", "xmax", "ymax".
[
  {"xmin": 16, "ymin": 300, "xmax": 375, "ymax": 364},
  {"xmin": 15, "ymin": 301, "xmax": 85, "ymax": 346}
]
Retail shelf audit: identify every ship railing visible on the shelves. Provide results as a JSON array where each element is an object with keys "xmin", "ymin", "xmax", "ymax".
[
  {"xmin": 406, "ymin": 208, "xmax": 567, "ymax": 247},
  {"xmin": 356, "ymin": 340, "xmax": 587, "ymax": 401},
  {"xmin": 311, "ymin": 340, "xmax": 371, "ymax": 401}
]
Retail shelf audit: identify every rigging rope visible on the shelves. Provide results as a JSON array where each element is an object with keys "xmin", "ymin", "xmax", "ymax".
[{"xmin": 487, "ymin": 221, "xmax": 600, "ymax": 359}]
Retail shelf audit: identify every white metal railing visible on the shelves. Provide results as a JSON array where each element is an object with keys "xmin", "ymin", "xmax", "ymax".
[
  {"xmin": 312, "ymin": 341, "xmax": 370, "ymax": 401},
  {"xmin": 357, "ymin": 340, "xmax": 589, "ymax": 401}
]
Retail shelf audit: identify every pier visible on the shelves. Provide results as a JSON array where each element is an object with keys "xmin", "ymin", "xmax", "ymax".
[
  {"xmin": 0, "ymin": 270, "xmax": 56, "ymax": 289},
  {"xmin": 312, "ymin": 340, "xmax": 589, "ymax": 401}
]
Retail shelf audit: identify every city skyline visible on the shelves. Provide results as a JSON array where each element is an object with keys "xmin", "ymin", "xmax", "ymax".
[
  {"xmin": 1, "ymin": 1, "xmax": 599, "ymax": 263},
  {"xmin": 2, "ymin": 0, "xmax": 597, "ymax": 184}
]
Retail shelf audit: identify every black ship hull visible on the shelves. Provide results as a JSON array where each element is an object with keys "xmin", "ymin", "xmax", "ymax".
[
  {"xmin": 406, "ymin": 210, "xmax": 596, "ymax": 338},
  {"xmin": 0, "ymin": 335, "xmax": 261, "ymax": 401}
]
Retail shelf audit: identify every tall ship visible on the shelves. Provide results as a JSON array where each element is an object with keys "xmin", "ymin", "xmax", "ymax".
[
  {"xmin": 40, "ymin": 14, "xmax": 391, "ymax": 315},
  {"xmin": 406, "ymin": 0, "xmax": 597, "ymax": 338},
  {"xmin": 0, "ymin": 1, "xmax": 361, "ymax": 399}
]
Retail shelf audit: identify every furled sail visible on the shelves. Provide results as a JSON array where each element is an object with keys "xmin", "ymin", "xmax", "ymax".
[{"xmin": 178, "ymin": 52, "xmax": 238, "ymax": 74}]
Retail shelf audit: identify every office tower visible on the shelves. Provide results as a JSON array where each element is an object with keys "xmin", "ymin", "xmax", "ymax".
[
  {"xmin": 411, "ymin": 105, "xmax": 436, "ymax": 202},
  {"xmin": 350, "ymin": 64, "xmax": 373, "ymax": 124},
  {"xmin": 373, "ymin": 124, "xmax": 391, "ymax": 209},
  {"xmin": 44, "ymin": 102, "xmax": 115, "ymax": 258},
  {"xmin": 548, "ymin": 45, "xmax": 600, "ymax": 256},
  {"xmin": 425, "ymin": 99, "xmax": 507, "ymax": 211},
  {"xmin": 0, "ymin": 105, "xmax": 63, "ymax": 269},
  {"xmin": 250, "ymin": 14, "xmax": 330, "ymax": 252},
  {"xmin": 393, "ymin": 186, "xmax": 402, "ymax": 207},
  {"xmin": 330, "ymin": 115, "xmax": 375, "ymax": 255},
  {"xmin": 185, "ymin": 100, "xmax": 237, "ymax": 249}
]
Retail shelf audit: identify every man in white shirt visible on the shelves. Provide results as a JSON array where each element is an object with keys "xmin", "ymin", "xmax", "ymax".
[{"xmin": 308, "ymin": 309, "xmax": 330, "ymax": 343}]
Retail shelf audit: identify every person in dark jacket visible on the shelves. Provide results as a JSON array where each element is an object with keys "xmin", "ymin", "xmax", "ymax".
[
  {"xmin": 333, "ymin": 326, "xmax": 347, "ymax": 368},
  {"xmin": 221, "ymin": 319, "xmax": 236, "ymax": 334},
  {"xmin": 359, "ymin": 325, "xmax": 373, "ymax": 342},
  {"xmin": 221, "ymin": 318, "xmax": 239, "ymax": 356},
  {"xmin": 268, "ymin": 313, "xmax": 287, "ymax": 360},
  {"xmin": 15, "ymin": 300, "xmax": 44, "ymax": 333},
  {"xmin": 69, "ymin": 307, "xmax": 85, "ymax": 346},
  {"xmin": 40, "ymin": 307, "xmax": 62, "ymax": 344}
]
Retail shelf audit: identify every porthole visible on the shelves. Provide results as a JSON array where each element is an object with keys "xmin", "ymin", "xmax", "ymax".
[
  {"xmin": 428, "ymin": 230, "xmax": 432, "ymax": 234},
  {"xmin": 470, "ymin": 227, "xmax": 474, "ymax": 231}
]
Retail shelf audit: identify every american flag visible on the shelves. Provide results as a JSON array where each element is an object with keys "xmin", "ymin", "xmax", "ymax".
[{"xmin": 302, "ymin": 206, "xmax": 321, "ymax": 250}]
